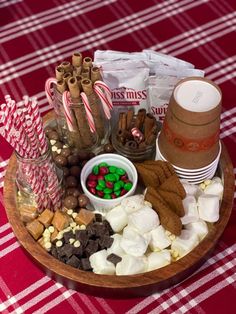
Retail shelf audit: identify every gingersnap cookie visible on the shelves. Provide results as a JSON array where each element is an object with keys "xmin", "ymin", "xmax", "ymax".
[
  {"xmin": 158, "ymin": 189, "xmax": 185, "ymax": 217},
  {"xmin": 160, "ymin": 175, "xmax": 186, "ymax": 199},
  {"xmin": 145, "ymin": 186, "xmax": 182, "ymax": 236},
  {"xmin": 135, "ymin": 163, "xmax": 160, "ymax": 188}
]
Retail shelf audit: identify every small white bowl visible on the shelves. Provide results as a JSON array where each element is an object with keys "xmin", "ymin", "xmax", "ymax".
[{"xmin": 80, "ymin": 153, "xmax": 138, "ymax": 213}]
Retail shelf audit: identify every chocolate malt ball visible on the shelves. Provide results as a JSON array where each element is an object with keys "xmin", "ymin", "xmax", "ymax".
[
  {"xmin": 62, "ymin": 167, "xmax": 70, "ymax": 177},
  {"xmin": 61, "ymin": 147, "xmax": 71, "ymax": 158},
  {"xmin": 68, "ymin": 154, "xmax": 80, "ymax": 166},
  {"xmin": 104, "ymin": 143, "xmax": 115, "ymax": 153},
  {"xmin": 70, "ymin": 166, "xmax": 81, "ymax": 178},
  {"xmin": 78, "ymin": 194, "xmax": 89, "ymax": 208},
  {"xmin": 65, "ymin": 175, "xmax": 78, "ymax": 188},
  {"xmin": 54, "ymin": 141, "xmax": 63, "ymax": 149},
  {"xmin": 47, "ymin": 130, "xmax": 60, "ymax": 141},
  {"xmin": 77, "ymin": 151, "xmax": 90, "ymax": 161},
  {"xmin": 64, "ymin": 195, "xmax": 78, "ymax": 209},
  {"xmin": 54, "ymin": 155, "xmax": 67, "ymax": 167},
  {"xmin": 66, "ymin": 188, "xmax": 81, "ymax": 198}
]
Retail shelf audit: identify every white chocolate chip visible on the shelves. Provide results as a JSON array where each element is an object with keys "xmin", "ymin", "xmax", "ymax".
[
  {"xmin": 56, "ymin": 232, "xmax": 63, "ymax": 240},
  {"xmin": 70, "ymin": 222, "xmax": 76, "ymax": 228},
  {"xmin": 74, "ymin": 240, "xmax": 81, "ymax": 247},
  {"xmin": 56, "ymin": 240, "xmax": 63, "ymax": 247},
  {"xmin": 69, "ymin": 238, "xmax": 75, "ymax": 244},
  {"xmin": 57, "ymin": 148, "xmax": 61, "ymax": 154},
  {"xmin": 75, "ymin": 225, "xmax": 80, "ymax": 230},
  {"xmin": 204, "ymin": 179, "xmax": 211, "ymax": 186},
  {"xmin": 72, "ymin": 213, "xmax": 77, "ymax": 219},
  {"xmin": 43, "ymin": 236, "xmax": 50, "ymax": 243},
  {"xmin": 67, "ymin": 209, "xmax": 73, "ymax": 216},
  {"xmin": 80, "ymin": 224, "xmax": 86, "ymax": 230},
  {"xmin": 50, "ymin": 139, "xmax": 56, "ymax": 145},
  {"xmin": 43, "ymin": 229, "xmax": 50, "ymax": 237},
  {"xmin": 200, "ymin": 183, "xmax": 206, "ymax": 190},
  {"xmin": 44, "ymin": 242, "xmax": 52, "ymax": 251},
  {"xmin": 52, "ymin": 146, "xmax": 58, "ymax": 152},
  {"xmin": 48, "ymin": 226, "xmax": 55, "ymax": 233},
  {"xmin": 63, "ymin": 144, "xmax": 68, "ymax": 148}
]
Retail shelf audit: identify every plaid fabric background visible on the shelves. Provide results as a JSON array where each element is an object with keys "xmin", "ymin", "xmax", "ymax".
[{"xmin": 0, "ymin": 0, "xmax": 236, "ymax": 313}]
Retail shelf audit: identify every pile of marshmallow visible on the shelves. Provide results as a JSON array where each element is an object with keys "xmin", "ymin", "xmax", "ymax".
[{"xmin": 89, "ymin": 177, "xmax": 223, "ymax": 276}]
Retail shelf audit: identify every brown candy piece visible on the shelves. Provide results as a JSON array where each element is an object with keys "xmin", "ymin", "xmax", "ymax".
[
  {"xmin": 64, "ymin": 195, "xmax": 78, "ymax": 209},
  {"xmin": 75, "ymin": 208, "xmax": 95, "ymax": 226},
  {"xmin": 66, "ymin": 188, "xmax": 81, "ymax": 198},
  {"xmin": 26, "ymin": 219, "xmax": 44, "ymax": 240},
  {"xmin": 52, "ymin": 210, "xmax": 70, "ymax": 231},
  {"xmin": 54, "ymin": 155, "xmax": 67, "ymax": 167},
  {"xmin": 47, "ymin": 131, "xmax": 59, "ymax": 141},
  {"xmin": 60, "ymin": 147, "xmax": 71, "ymax": 158},
  {"xmin": 70, "ymin": 166, "xmax": 81, "ymax": 177},
  {"xmin": 68, "ymin": 154, "xmax": 80, "ymax": 166},
  {"xmin": 62, "ymin": 167, "xmax": 70, "ymax": 177},
  {"xmin": 38, "ymin": 208, "xmax": 54, "ymax": 227},
  {"xmin": 78, "ymin": 194, "xmax": 89, "ymax": 207},
  {"xmin": 65, "ymin": 176, "xmax": 78, "ymax": 188}
]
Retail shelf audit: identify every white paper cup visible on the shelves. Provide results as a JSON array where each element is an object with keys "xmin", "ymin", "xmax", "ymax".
[{"xmin": 80, "ymin": 154, "xmax": 138, "ymax": 213}]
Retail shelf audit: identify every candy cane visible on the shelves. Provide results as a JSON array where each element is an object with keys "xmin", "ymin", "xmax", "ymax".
[
  {"xmin": 93, "ymin": 85, "xmax": 111, "ymax": 119},
  {"xmin": 80, "ymin": 92, "xmax": 96, "ymax": 133},
  {"xmin": 62, "ymin": 91, "xmax": 74, "ymax": 132},
  {"xmin": 45, "ymin": 77, "xmax": 57, "ymax": 106},
  {"xmin": 94, "ymin": 80, "xmax": 113, "ymax": 110}
]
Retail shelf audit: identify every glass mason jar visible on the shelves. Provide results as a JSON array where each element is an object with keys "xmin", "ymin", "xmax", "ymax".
[
  {"xmin": 16, "ymin": 147, "xmax": 64, "ymax": 213},
  {"xmin": 52, "ymin": 87, "xmax": 100, "ymax": 152}
]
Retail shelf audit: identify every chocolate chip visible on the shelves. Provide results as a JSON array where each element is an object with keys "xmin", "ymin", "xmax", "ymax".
[
  {"xmin": 78, "ymin": 194, "xmax": 89, "ymax": 207},
  {"xmin": 54, "ymin": 155, "xmax": 67, "ymax": 167},
  {"xmin": 85, "ymin": 239, "xmax": 99, "ymax": 257},
  {"xmin": 63, "ymin": 230, "xmax": 74, "ymax": 243},
  {"xmin": 70, "ymin": 166, "xmax": 81, "ymax": 178},
  {"xmin": 95, "ymin": 213, "xmax": 103, "ymax": 222},
  {"xmin": 75, "ymin": 230, "xmax": 89, "ymax": 247},
  {"xmin": 66, "ymin": 255, "xmax": 81, "ymax": 268},
  {"xmin": 63, "ymin": 243, "xmax": 74, "ymax": 259},
  {"xmin": 107, "ymin": 253, "xmax": 122, "ymax": 266},
  {"xmin": 103, "ymin": 220, "xmax": 114, "ymax": 235},
  {"xmin": 81, "ymin": 257, "xmax": 92, "ymax": 271},
  {"xmin": 51, "ymin": 246, "xmax": 58, "ymax": 258},
  {"xmin": 65, "ymin": 176, "xmax": 78, "ymax": 188},
  {"xmin": 63, "ymin": 195, "xmax": 78, "ymax": 209},
  {"xmin": 99, "ymin": 235, "xmax": 114, "ymax": 249}
]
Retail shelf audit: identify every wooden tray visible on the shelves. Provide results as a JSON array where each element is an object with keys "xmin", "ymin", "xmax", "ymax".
[{"xmin": 3, "ymin": 115, "xmax": 235, "ymax": 298}]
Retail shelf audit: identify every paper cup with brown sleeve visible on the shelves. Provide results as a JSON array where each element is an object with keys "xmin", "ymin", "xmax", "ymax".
[{"xmin": 158, "ymin": 77, "xmax": 222, "ymax": 169}]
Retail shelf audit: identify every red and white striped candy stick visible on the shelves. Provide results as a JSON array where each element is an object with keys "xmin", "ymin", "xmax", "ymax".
[
  {"xmin": 80, "ymin": 92, "xmax": 96, "ymax": 133},
  {"xmin": 131, "ymin": 127, "xmax": 144, "ymax": 144},
  {"xmin": 93, "ymin": 84, "xmax": 111, "ymax": 119},
  {"xmin": 45, "ymin": 77, "xmax": 57, "ymax": 106},
  {"xmin": 29, "ymin": 97, "xmax": 48, "ymax": 154},
  {"xmin": 62, "ymin": 91, "xmax": 75, "ymax": 132},
  {"xmin": 94, "ymin": 80, "xmax": 113, "ymax": 110}
]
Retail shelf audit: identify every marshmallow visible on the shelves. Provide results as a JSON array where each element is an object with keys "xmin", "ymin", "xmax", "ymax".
[
  {"xmin": 198, "ymin": 194, "xmax": 220, "ymax": 222},
  {"xmin": 89, "ymin": 249, "xmax": 115, "ymax": 275},
  {"xmin": 181, "ymin": 182, "xmax": 201, "ymax": 197},
  {"xmin": 121, "ymin": 227, "xmax": 149, "ymax": 256},
  {"xmin": 128, "ymin": 205, "xmax": 159, "ymax": 233},
  {"xmin": 105, "ymin": 205, "xmax": 128, "ymax": 232},
  {"xmin": 181, "ymin": 195, "xmax": 199, "ymax": 225},
  {"xmin": 204, "ymin": 181, "xmax": 223, "ymax": 199},
  {"xmin": 149, "ymin": 225, "xmax": 171, "ymax": 251},
  {"xmin": 147, "ymin": 250, "xmax": 171, "ymax": 271},
  {"xmin": 185, "ymin": 220, "xmax": 208, "ymax": 241},
  {"xmin": 171, "ymin": 229, "xmax": 199, "ymax": 257},
  {"xmin": 107, "ymin": 234, "xmax": 126, "ymax": 257},
  {"xmin": 121, "ymin": 194, "xmax": 145, "ymax": 214},
  {"xmin": 116, "ymin": 254, "xmax": 147, "ymax": 275}
]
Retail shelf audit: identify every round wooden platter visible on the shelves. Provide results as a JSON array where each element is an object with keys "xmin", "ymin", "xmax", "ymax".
[{"xmin": 3, "ymin": 116, "xmax": 235, "ymax": 298}]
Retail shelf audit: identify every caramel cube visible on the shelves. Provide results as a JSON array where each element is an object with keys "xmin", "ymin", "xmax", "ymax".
[
  {"xmin": 51, "ymin": 210, "xmax": 70, "ymax": 231},
  {"xmin": 37, "ymin": 237, "xmax": 45, "ymax": 249},
  {"xmin": 38, "ymin": 208, "xmax": 54, "ymax": 227},
  {"xmin": 19, "ymin": 206, "xmax": 38, "ymax": 223},
  {"xmin": 75, "ymin": 208, "xmax": 95, "ymax": 226},
  {"xmin": 26, "ymin": 220, "xmax": 44, "ymax": 240}
]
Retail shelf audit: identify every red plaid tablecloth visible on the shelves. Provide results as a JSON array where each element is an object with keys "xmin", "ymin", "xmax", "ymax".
[{"xmin": 0, "ymin": 0, "xmax": 236, "ymax": 313}]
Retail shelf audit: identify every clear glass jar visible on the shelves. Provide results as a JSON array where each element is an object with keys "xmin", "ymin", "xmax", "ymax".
[
  {"xmin": 16, "ymin": 147, "xmax": 64, "ymax": 212},
  {"xmin": 52, "ymin": 87, "xmax": 100, "ymax": 152}
]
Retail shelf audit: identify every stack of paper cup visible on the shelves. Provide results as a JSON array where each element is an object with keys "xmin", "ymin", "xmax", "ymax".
[{"xmin": 156, "ymin": 77, "xmax": 222, "ymax": 183}]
